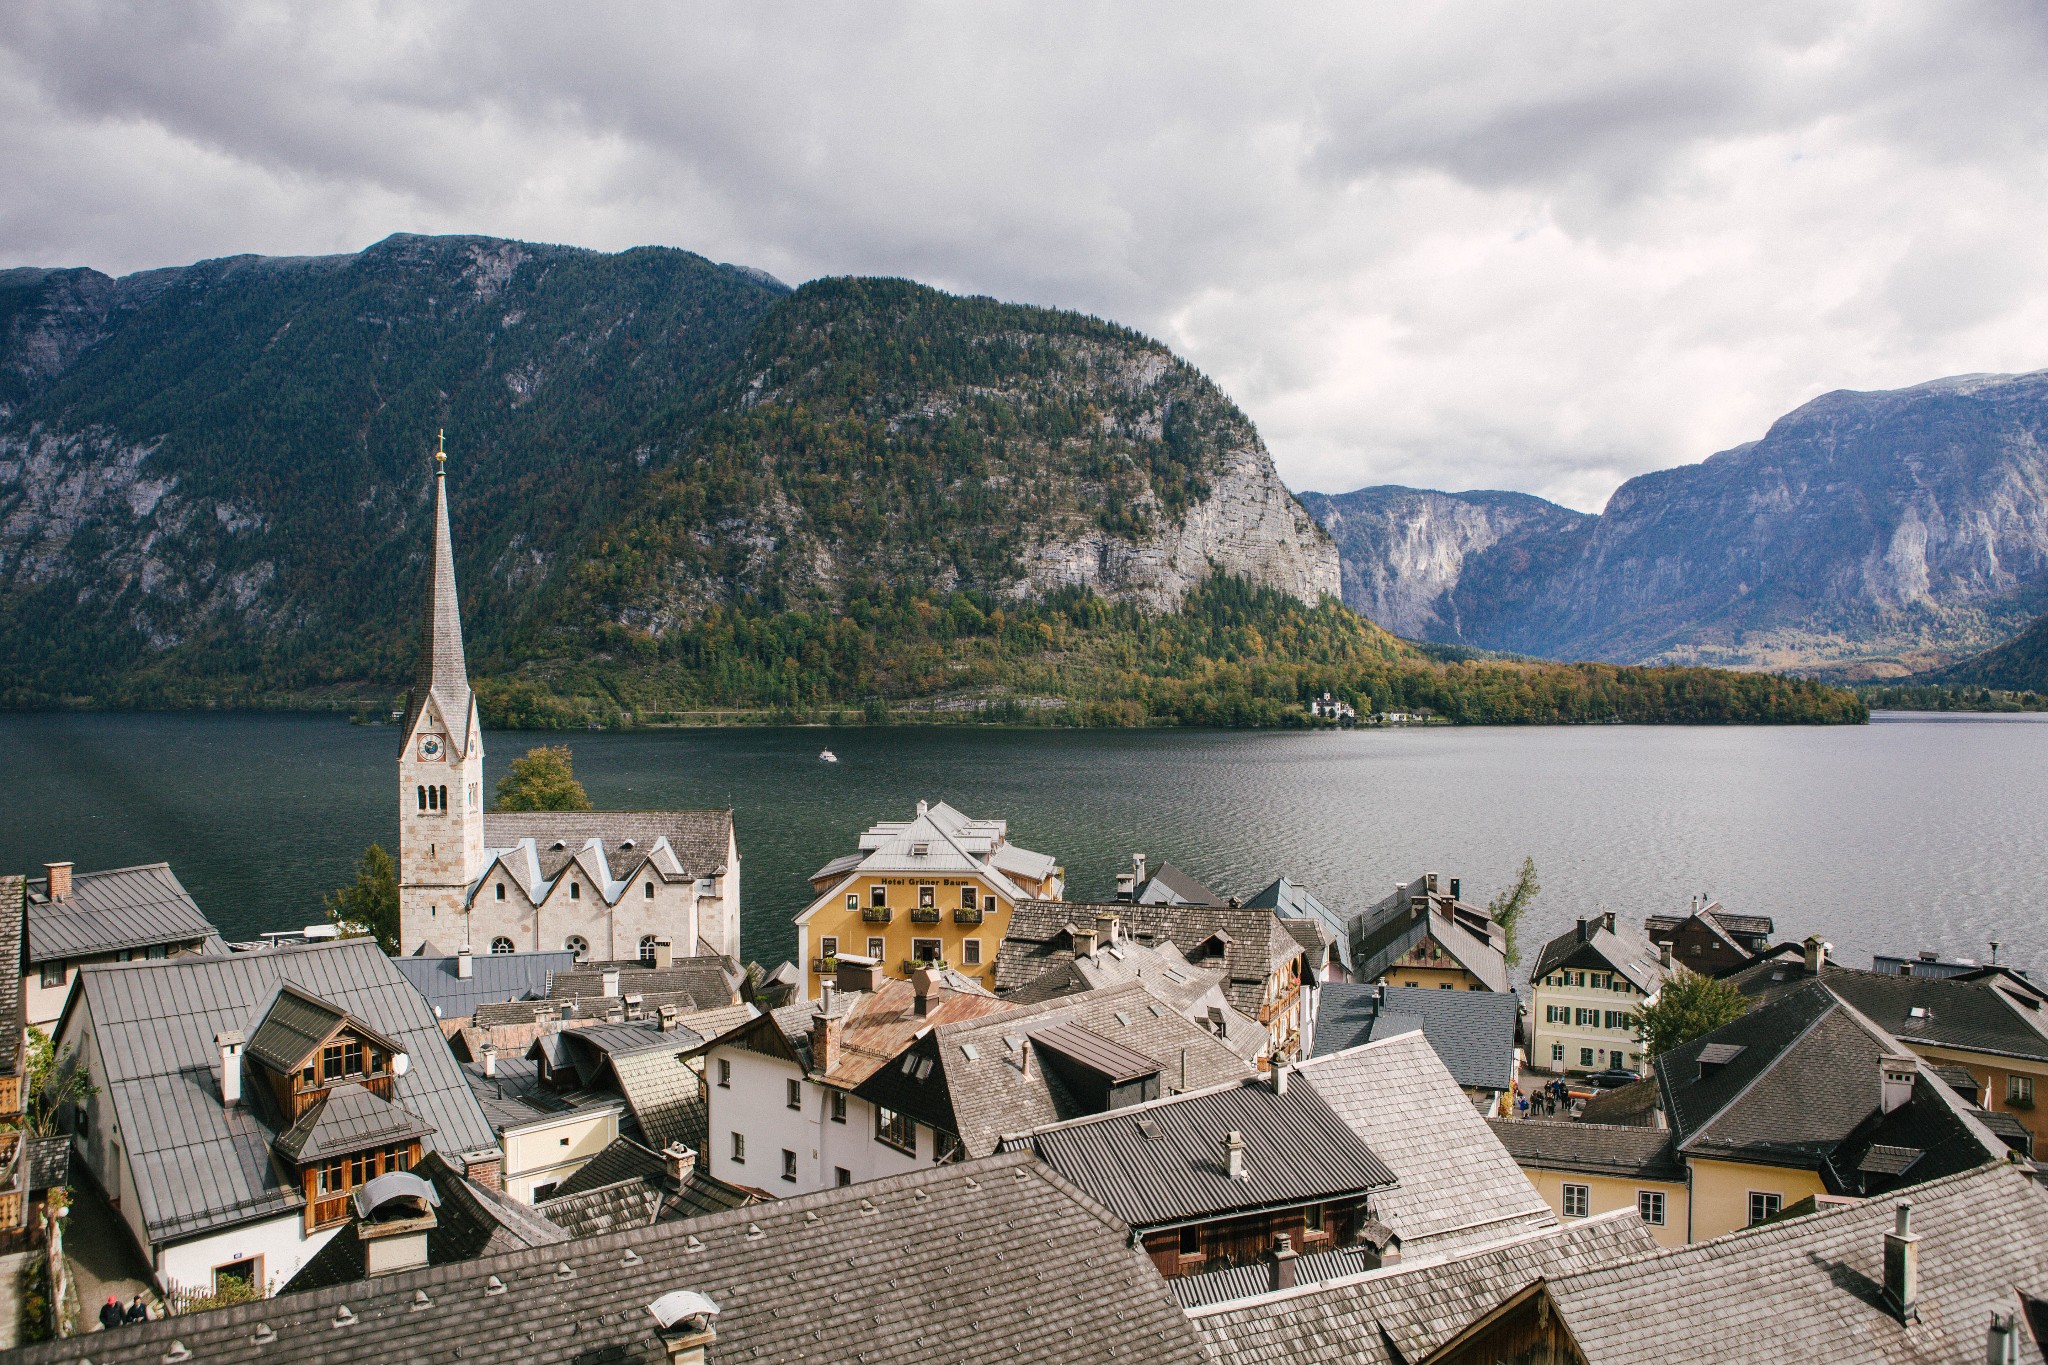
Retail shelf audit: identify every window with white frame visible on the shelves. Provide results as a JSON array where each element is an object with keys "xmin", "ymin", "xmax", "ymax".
[
  {"xmin": 820, "ymin": 936, "xmax": 838, "ymax": 960},
  {"xmin": 730, "ymin": 1132, "xmax": 745, "ymax": 1163},
  {"xmin": 870, "ymin": 885, "xmax": 887, "ymax": 908},
  {"xmin": 2009, "ymin": 1074, "xmax": 2035, "ymax": 1106},
  {"xmin": 786, "ymin": 1078, "xmax": 802, "ymax": 1111},
  {"xmin": 1561, "ymin": 1184, "xmax": 1589, "ymax": 1218},
  {"xmin": 867, "ymin": 937, "xmax": 885, "ymax": 959},
  {"xmin": 1748, "ymin": 1191, "xmax": 1781, "ymax": 1226},
  {"xmin": 781, "ymin": 1149, "xmax": 797, "ymax": 1182},
  {"xmin": 717, "ymin": 1058, "xmax": 731, "ymax": 1088},
  {"xmin": 846, "ymin": 893, "xmax": 859, "ymax": 911},
  {"xmin": 1637, "ymin": 1190, "xmax": 1666, "ymax": 1225},
  {"xmin": 962, "ymin": 939, "xmax": 982, "ymax": 966}
]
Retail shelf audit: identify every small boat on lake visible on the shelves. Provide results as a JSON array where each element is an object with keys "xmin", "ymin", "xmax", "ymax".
[{"xmin": 820, "ymin": 749, "xmax": 838, "ymax": 763}]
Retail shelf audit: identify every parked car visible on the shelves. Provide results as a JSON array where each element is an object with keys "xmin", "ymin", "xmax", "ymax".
[{"xmin": 1584, "ymin": 1067, "xmax": 1641, "ymax": 1090}]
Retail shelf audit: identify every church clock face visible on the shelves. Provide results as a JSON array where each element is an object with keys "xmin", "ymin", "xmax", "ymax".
[{"xmin": 419, "ymin": 736, "xmax": 443, "ymax": 761}]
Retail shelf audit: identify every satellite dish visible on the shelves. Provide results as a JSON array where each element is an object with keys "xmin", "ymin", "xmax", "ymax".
[{"xmin": 392, "ymin": 1052, "xmax": 411, "ymax": 1076}]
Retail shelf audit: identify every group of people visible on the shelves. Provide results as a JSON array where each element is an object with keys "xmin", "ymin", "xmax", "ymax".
[
  {"xmin": 97, "ymin": 1293, "xmax": 150, "ymax": 1330},
  {"xmin": 1514, "ymin": 1077, "xmax": 1577, "ymax": 1119}
]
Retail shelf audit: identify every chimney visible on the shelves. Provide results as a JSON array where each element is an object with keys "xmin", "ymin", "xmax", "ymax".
[
  {"xmin": 1268, "ymin": 1233, "xmax": 1299, "ymax": 1291},
  {"xmin": 603, "ymin": 967, "xmax": 622, "ymax": 998},
  {"xmin": 1133, "ymin": 853, "xmax": 1148, "ymax": 886},
  {"xmin": 356, "ymin": 1188, "xmax": 438, "ymax": 1278},
  {"xmin": 916, "ymin": 799, "xmax": 928, "ymax": 816},
  {"xmin": 1881, "ymin": 1054, "xmax": 1916, "ymax": 1114},
  {"xmin": 215, "ymin": 1030, "xmax": 245, "ymax": 1106},
  {"xmin": 1578, "ymin": 916, "xmax": 1590, "ymax": 941},
  {"xmin": 1990, "ymin": 1311, "xmax": 2021, "ymax": 1364},
  {"xmin": 1072, "ymin": 924, "xmax": 1098, "ymax": 958},
  {"xmin": 652, "ymin": 938, "xmax": 675, "ymax": 970},
  {"xmin": 836, "ymin": 956, "xmax": 877, "ymax": 994},
  {"xmin": 1660, "ymin": 941, "xmax": 1673, "ymax": 969},
  {"xmin": 43, "ymin": 862, "xmax": 72, "ymax": 901},
  {"xmin": 1271, "ymin": 1062, "xmax": 1289, "ymax": 1096},
  {"xmin": 1883, "ymin": 1202, "xmax": 1919, "ymax": 1323},
  {"xmin": 648, "ymin": 1291, "xmax": 721, "ymax": 1365},
  {"xmin": 820, "ymin": 982, "xmax": 837, "ymax": 1015},
  {"xmin": 658, "ymin": 1004, "xmax": 681, "ymax": 1032},
  {"xmin": 1449, "ymin": 878, "xmax": 1460, "ymax": 901},
  {"xmin": 1805, "ymin": 935, "xmax": 1830, "ymax": 977},
  {"xmin": 1224, "ymin": 1130, "xmax": 1245, "ymax": 1180},
  {"xmin": 812, "ymin": 999, "xmax": 845, "ymax": 1074},
  {"xmin": 456, "ymin": 945, "xmax": 473, "ymax": 980},
  {"xmin": 1604, "ymin": 911, "xmax": 1617, "ymax": 932},
  {"xmin": 912, "ymin": 966, "xmax": 936, "ymax": 1017},
  {"xmin": 480, "ymin": 1042, "xmax": 498, "ymax": 1079},
  {"xmin": 1095, "ymin": 912, "xmax": 1120, "ymax": 946},
  {"xmin": 663, "ymin": 1142, "xmax": 697, "ymax": 1186}
]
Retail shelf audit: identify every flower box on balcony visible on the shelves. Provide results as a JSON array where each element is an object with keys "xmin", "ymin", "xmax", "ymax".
[
  {"xmin": 953, "ymin": 908, "xmax": 984, "ymax": 926},
  {"xmin": 909, "ymin": 907, "xmax": 942, "ymax": 925},
  {"xmin": 861, "ymin": 907, "xmax": 892, "ymax": 924}
]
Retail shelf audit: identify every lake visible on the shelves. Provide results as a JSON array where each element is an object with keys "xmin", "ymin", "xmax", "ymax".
[{"xmin": 3, "ymin": 711, "xmax": 2045, "ymax": 982}]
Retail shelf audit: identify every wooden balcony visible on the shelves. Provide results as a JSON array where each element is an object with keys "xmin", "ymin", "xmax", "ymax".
[{"xmin": 308, "ymin": 1193, "xmax": 352, "ymax": 1232}]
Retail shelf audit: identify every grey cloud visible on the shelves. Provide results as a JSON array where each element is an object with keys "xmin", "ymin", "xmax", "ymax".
[{"xmin": 5, "ymin": 1, "xmax": 2048, "ymax": 511}]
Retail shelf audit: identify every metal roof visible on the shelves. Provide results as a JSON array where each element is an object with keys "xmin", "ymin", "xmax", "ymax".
[
  {"xmin": 1030, "ymin": 1077, "xmax": 1395, "ymax": 1229},
  {"xmin": 273, "ymin": 1083, "xmax": 436, "ymax": 1162},
  {"xmin": 246, "ymin": 981, "xmax": 347, "ymax": 1073},
  {"xmin": 1032, "ymin": 1020, "xmax": 1162, "ymax": 1084},
  {"xmin": 57, "ymin": 937, "xmax": 496, "ymax": 1245},
  {"xmin": 25, "ymin": 862, "xmax": 217, "ymax": 964},
  {"xmin": 391, "ymin": 950, "xmax": 573, "ymax": 1020},
  {"xmin": 20, "ymin": 1151, "xmax": 1212, "ymax": 1365}
]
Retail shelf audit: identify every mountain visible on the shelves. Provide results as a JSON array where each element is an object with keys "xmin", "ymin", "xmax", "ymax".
[
  {"xmin": 1295, "ymin": 486, "xmax": 1592, "ymax": 643},
  {"xmin": 0, "ymin": 234, "xmax": 1338, "ymax": 710},
  {"xmin": 1920, "ymin": 612, "xmax": 2048, "ymax": 691},
  {"xmin": 1304, "ymin": 372, "xmax": 2048, "ymax": 675}
]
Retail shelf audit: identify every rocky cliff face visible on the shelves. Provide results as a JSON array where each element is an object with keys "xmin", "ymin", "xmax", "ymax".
[
  {"xmin": 1296, "ymin": 486, "xmax": 1589, "ymax": 642},
  {"xmin": 0, "ymin": 239, "xmax": 1333, "ymax": 703},
  {"xmin": 1304, "ymin": 371, "xmax": 2048, "ymax": 674}
]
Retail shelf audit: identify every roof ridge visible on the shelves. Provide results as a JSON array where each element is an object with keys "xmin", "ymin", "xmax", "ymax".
[{"xmin": 1672, "ymin": 981, "xmax": 1841, "ymax": 1151}]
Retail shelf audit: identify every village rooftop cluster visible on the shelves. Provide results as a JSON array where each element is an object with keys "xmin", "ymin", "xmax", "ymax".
[{"xmin": 4, "ymin": 461, "xmax": 2046, "ymax": 1362}]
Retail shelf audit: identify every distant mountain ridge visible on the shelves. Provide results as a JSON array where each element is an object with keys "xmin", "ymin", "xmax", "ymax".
[{"xmin": 1303, "ymin": 371, "xmax": 2048, "ymax": 675}]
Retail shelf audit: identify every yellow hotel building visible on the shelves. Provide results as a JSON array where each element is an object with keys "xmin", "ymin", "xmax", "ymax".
[{"xmin": 792, "ymin": 801, "xmax": 1062, "ymax": 1000}]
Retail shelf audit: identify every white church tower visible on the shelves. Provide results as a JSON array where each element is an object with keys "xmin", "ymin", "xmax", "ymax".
[{"xmin": 397, "ymin": 433, "xmax": 486, "ymax": 953}]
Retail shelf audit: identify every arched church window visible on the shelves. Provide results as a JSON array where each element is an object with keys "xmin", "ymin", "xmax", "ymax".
[
  {"xmin": 569, "ymin": 882, "xmax": 580, "ymax": 900},
  {"xmin": 644, "ymin": 882, "xmax": 654, "ymax": 899},
  {"xmin": 639, "ymin": 935, "xmax": 659, "ymax": 965},
  {"xmin": 439, "ymin": 785, "xmax": 448, "ymax": 810},
  {"xmin": 416, "ymin": 786, "xmax": 427, "ymax": 811},
  {"xmin": 495, "ymin": 883, "xmax": 506, "ymax": 901},
  {"xmin": 565, "ymin": 936, "xmax": 589, "ymax": 960},
  {"xmin": 489, "ymin": 937, "xmax": 514, "ymax": 955}
]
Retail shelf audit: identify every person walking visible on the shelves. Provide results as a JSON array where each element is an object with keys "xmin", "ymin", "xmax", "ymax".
[
  {"xmin": 98, "ymin": 1295, "xmax": 125, "ymax": 1331},
  {"xmin": 125, "ymin": 1295, "xmax": 150, "ymax": 1324}
]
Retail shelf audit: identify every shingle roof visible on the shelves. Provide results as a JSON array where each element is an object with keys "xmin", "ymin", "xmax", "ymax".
[
  {"xmin": 1537, "ymin": 1163, "xmax": 2048, "ymax": 1363},
  {"xmin": 24, "ymin": 862, "xmax": 217, "ymax": 964},
  {"xmin": 1348, "ymin": 882, "xmax": 1510, "ymax": 994},
  {"xmin": 1732, "ymin": 960, "xmax": 2048, "ymax": 1065},
  {"xmin": 274, "ymin": 1083, "xmax": 436, "ymax": 1162},
  {"xmin": 1530, "ymin": 914, "xmax": 1671, "ymax": 996},
  {"xmin": 391, "ymin": 950, "xmax": 574, "ymax": 1021},
  {"xmin": 858, "ymin": 980, "xmax": 1258, "ymax": 1156},
  {"xmin": 58, "ymin": 937, "xmax": 496, "ymax": 1244},
  {"xmin": 23, "ymin": 1151, "xmax": 1213, "ymax": 1365},
  {"xmin": 1312, "ymin": 984, "xmax": 1520, "ymax": 1092},
  {"xmin": 538, "ymin": 1138, "xmax": 754, "ymax": 1226},
  {"xmin": 1001, "ymin": 936, "xmax": 1268, "ymax": 1061},
  {"xmin": 1296, "ymin": 1033, "xmax": 1556, "ymax": 1250},
  {"xmin": 1029, "ymin": 1078, "xmax": 1394, "ymax": 1228},
  {"xmin": 483, "ymin": 810, "xmax": 735, "ymax": 880},
  {"xmin": 1186, "ymin": 1211, "xmax": 1658, "ymax": 1364},
  {"xmin": 544, "ymin": 958, "xmax": 739, "ymax": 1012},
  {"xmin": 998, "ymin": 900, "xmax": 1303, "ymax": 1020},
  {"xmin": 1485, "ymin": 1119, "xmax": 1685, "ymax": 1181}
]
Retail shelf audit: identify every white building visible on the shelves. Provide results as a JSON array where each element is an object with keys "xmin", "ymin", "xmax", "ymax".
[
  {"xmin": 55, "ymin": 937, "xmax": 498, "ymax": 1298},
  {"xmin": 393, "ymin": 443, "xmax": 740, "ymax": 962},
  {"xmin": 1528, "ymin": 912, "xmax": 1676, "ymax": 1075}
]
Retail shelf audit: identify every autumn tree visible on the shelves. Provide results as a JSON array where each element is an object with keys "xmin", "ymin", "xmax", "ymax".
[{"xmin": 493, "ymin": 744, "xmax": 593, "ymax": 812}]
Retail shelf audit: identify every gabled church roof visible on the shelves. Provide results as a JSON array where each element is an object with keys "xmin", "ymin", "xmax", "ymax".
[{"xmin": 399, "ymin": 448, "xmax": 476, "ymax": 757}]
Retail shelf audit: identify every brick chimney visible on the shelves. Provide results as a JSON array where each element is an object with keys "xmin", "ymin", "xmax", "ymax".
[
  {"xmin": 1805, "ymin": 935, "xmax": 1830, "ymax": 977},
  {"xmin": 1268, "ymin": 1233, "xmax": 1299, "ymax": 1291},
  {"xmin": 215, "ymin": 1030, "xmax": 245, "ymax": 1106},
  {"xmin": 456, "ymin": 945, "xmax": 473, "ymax": 980},
  {"xmin": 1883, "ymin": 1202, "xmax": 1919, "ymax": 1323},
  {"xmin": 812, "ymin": 997, "xmax": 846, "ymax": 1074},
  {"xmin": 663, "ymin": 1141, "xmax": 697, "ymax": 1186},
  {"xmin": 43, "ymin": 862, "xmax": 72, "ymax": 901}
]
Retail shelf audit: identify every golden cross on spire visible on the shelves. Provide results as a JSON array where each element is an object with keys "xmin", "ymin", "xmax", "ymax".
[{"xmin": 435, "ymin": 429, "xmax": 447, "ymax": 467}]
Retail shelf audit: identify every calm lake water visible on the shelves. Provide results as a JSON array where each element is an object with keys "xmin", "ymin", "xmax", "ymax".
[{"xmin": 3, "ymin": 711, "xmax": 2045, "ymax": 982}]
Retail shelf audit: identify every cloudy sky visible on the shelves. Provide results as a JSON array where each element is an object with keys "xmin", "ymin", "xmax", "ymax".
[{"xmin": 5, "ymin": 3, "xmax": 2047, "ymax": 510}]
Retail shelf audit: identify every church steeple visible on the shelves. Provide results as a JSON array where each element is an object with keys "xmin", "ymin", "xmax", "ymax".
[{"xmin": 398, "ymin": 431, "xmax": 474, "ymax": 757}]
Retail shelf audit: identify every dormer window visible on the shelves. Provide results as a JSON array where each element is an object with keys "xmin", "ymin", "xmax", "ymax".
[
  {"xmin": 912, "ymin": 842, "xmax": 931, "ymax": 857},
  {"xmin": 322, "ymin": 1038, "xmax": 366, "ymax": 1082},
  {"xmin": 621, "ymin": 839, "xmax": 636, "ymax": 850},
  {"xmin": 551, "ymin": 840, "xmax": 567, "ymax": 851}
]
